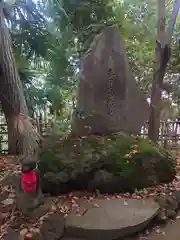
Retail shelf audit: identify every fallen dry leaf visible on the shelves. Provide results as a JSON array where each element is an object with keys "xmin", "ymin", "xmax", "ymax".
[
  {"xmin": 1, "ymin": 152, "xmax": 180, "ymax": 239},
  {"xmin": 24, "ymin": 232, "xmax": 33, "ymax": 239},
  {"xmin": 155, "ymin": 228, "xmax": 161, "ymax": 234},
  {"xmin": 1, "ymin": 198, "xmax": 14, "ymax": 206},
  {"xmin": 20, "ymin": 228, "xmax": 28, "ymax": 236},
  {"xmin": 92, "ymin": 203, "xmax": 100, "ymax": 208},
  {"xmin": 77, "ymin": 208, "xmax": 88, "ymax": 216}
]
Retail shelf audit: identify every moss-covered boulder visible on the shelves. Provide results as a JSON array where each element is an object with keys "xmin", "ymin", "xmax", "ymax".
[{"xmin": 39, "ymin": 133, "xmax": 176, "ymax": 195}]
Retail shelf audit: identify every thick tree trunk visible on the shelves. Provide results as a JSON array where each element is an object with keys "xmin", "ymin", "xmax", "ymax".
[
  {"xmin": 0, "ymin": 6, "xmax": 39, "ymax": 155},
  {"xmin": 0, "ymin": 6, "xmax": 49, "ymax": 217},
  {"xmin": 7, "ymin": 116, "xmax": 27, "ymax": 154}
]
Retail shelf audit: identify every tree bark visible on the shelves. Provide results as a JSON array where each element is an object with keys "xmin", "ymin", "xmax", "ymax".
[
  {"xmin": 0, "ymin": 6, "xmax": 39, "ymax": 156},
  {"xmin": 148, "ymin": 42, "xmax": 170, "ymax": 142},
  {"xmin": 0, "ymin": 6, "xmax": 48, "ymax": 217},
  {"xmin": 148, "ymin": 0, "xmax": 180, "ymax": 142}
]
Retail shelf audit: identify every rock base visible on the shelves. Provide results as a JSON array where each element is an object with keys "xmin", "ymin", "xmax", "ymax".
[
  {"xmin": 4, "ymin": 193, "xmax": 180, "ymax": 240},
  {"xmin": 65, "ymin": 198, "xmax": 159, "ymax": 240}
]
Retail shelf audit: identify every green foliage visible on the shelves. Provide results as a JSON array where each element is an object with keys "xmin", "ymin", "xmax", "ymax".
[
  {"xmin": 1, "ymin": 0, "xmax": 51, "ymax": 113},
  {"xmin": 2, "ymin": 0, "xmax": 180, "ymax": 121},
  {"xmin": 39, "ymin": 133, "xmax": 176, "ymax": 194},
  {"xmin": 10, "ymin": 0, "xmax": 49, "ymax": 58}
]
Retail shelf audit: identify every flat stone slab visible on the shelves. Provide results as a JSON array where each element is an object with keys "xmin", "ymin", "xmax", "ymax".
[
  {"xmin": 65, "ymin": 198, "xmax": 159, "ymax": 240},
  {"xmin": 61, "ymin": 238, "xmax": 86, "ymax": 240}
]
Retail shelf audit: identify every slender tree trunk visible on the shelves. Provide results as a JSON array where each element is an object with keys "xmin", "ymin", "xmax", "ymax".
[
  {"xmin": 0, "ymin": 6, "xmax": 39, "ymax": 155},
  {"xmin": 148, "ymin": 42, "xmax": 170, "ymax": 142},
  {"xmin": 148, "ymin": 0, "xmax": 180, "ymax": 142}
]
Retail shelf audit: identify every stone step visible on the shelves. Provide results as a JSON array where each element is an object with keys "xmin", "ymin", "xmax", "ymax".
[
  {"xmin": 65, "ymin": 198, "xmax": 159, "ymax": 240},
  {"xmin": 61, "ymin": 238, "xmax": 86, "ymax": 240}
]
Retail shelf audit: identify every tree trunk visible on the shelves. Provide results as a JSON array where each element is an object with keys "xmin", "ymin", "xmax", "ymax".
[
  {"xmin": 148, "ymin": 41, "xmax": 170, "ymax": 142},
  {"xmin": 148, "ymin": 0, "xmax": 180, "ymax": 142},
  {"xmin": 0, "ymin": 6, "xmax": 49, "ymax": 217},
  {"xmin": 0, "ymin": 6, "xmax": 39, "ymax": 156}
]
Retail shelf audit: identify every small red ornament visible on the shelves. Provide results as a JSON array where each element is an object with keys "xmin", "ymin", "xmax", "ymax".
[{"xmin": 21, "ymin": 170, "xmax": 37, "ymax": 193}]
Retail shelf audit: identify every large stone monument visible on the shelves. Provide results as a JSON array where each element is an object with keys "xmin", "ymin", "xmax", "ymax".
[{"xmin": 72, "ymin": 25, "xmax": 149, "ymax": 136}]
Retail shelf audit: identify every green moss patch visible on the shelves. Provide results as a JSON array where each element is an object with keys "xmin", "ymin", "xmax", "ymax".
[{"xmin": 39, "ymin": 133, "xmax": 176, "ymax": 195}]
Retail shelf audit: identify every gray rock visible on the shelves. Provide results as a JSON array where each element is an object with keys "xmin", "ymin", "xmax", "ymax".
[
  {"xmin": 4, "ymin": 227, "xmax": 19, "ymax": 240},
  {"xmin": 72, "ymin": 25, "xmax": 149, "ymax": 136},
  {"xmin": 156, "ymin": 209, "xmax": 168, "ymax": 223},
  {"xmin": 155, "ymin": 193, "xmax": 179, "ymax": 221},
  {"xmin": 173, "ymin": 190, "xmax": 180, "ymax": 207},
  {"xmin": 40, "ymin": 212, "xmax": 65, "ymax": 239},
  {"xmin": 166, "ymin": 209, "xmax": 177, "ymax": 219},
  {"xmin": 65, "ymin": 198, "xmax": 159, "ymax": 240}
]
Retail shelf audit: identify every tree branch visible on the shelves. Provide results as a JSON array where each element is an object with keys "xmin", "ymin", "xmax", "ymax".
[
  {"xmin": 167, "ymin": 0, "xmax": 180, "ymax": 44},
  {"xmin": 157, "ymin": 0, "xmax": 166, "ymax": 47}
]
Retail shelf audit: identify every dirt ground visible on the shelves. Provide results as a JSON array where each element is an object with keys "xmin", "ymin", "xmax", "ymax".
[
  {"xmin": 124, "ymin": 214, "xmax": 180, "ymax": 240},
  {"xmin": 145, "ymin": 218, "xmax": 180, "ymax": 240},
  {"xmin": 2, "ymin": 153, "xmax": 180, "ymax": 240}
]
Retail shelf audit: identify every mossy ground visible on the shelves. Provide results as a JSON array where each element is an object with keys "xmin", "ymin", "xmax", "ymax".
[{"xmin": 39, "ymin": 133, "xmax": 176, "ymax": 194}]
